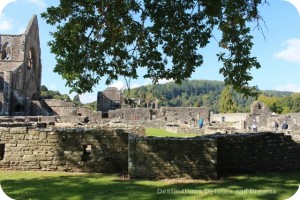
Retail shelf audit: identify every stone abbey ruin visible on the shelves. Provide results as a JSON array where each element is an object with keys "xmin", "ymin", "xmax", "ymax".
[
  {"xmin": 0, "ymin": 16, "xmax": 299, "ymax": 180},
  {"xmin": 0, "ymin": 15, "xmax": 42, "ymax": 116}
]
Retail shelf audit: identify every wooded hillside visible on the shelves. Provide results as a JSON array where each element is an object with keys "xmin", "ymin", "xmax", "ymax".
[{"xmin": 124, "ymin": 80, "xmax": 293, "ymax": 113}]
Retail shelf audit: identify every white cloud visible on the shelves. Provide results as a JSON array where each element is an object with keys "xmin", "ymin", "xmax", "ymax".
[
  {"xmin": 49, "ymin": 84, "xmax": 57, "ymax": 90},
  {"xmin": 0, "ymin": 18, "xmax": 13, "ymax": 31},
  {"xmin": 143, "ymin": 78, "xmax": 173, "ymax": 85},
  {"xmin": 285, "ymin": 0, "xmax": 300, "ymax": 16},
  {"xmin": 0, "ymin": 0, "xmax": 16, "ymax": 15},
  {"xmin": 274, "ymin": 39, "xmax": 300, "ymax": 63},
  {"xmin": 131, "ymin": 83, "xmax": 141, "ymax": 88},
  {"xmin": 23, "ymin": 0, "xmax": 47, "ymax": 8},
  {"xmin": 158, "ymin": 78, "xmax": 173, "ymax": 84},
  {"xmin": 18, "ymin": 27, "xmax": 26, "ymax": 34},
  {"xmin": 108, "ymin": 80, "xmax": 146, "ymax": 90},
  {"xmin": 275, "ymin": 83, "xmax": 300, "ymax": 92},
  {"xmin": 109, "ymin": 80, "xmax": 126, "ymax": 90},
  {"xmin": 0, "ymin": 0, "xmax": 16, "ymax": 32},
  {"xmin": 106, "ymin": 78, "xmax": 174, "ymax": 91},
  {"xmin": 79, "ymin": 93, "xmax": 97, "ymax": 104}
]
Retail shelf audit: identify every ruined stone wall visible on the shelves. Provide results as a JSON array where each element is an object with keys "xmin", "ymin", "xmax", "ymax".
[
  {"xmin": 213, "ymin": 132, "xmax": 300, "ymax": 175},
  {"xmin": 44, "ymin": 99, "xmax": 76, "ymax": 116},
  {"xmin": 158, "ymin": 107, "xmax": 209, "ymax": 124},
  {"xmin": 109, "ymin": 107, "xmax": 210, "ymax": 124},
  {"xmin": 0, "ymin": 34, "xmax": 25, "ymax": 63},
  {"xmin": 0, "ymin": 16, "xmax": 42, "ymax": 116},
  {"xmin": 210, "ymin": 113, "xmax": 248, "ymax": 123},
  {"xmin": 0, "ymin": 127, "xmax": 133, "ymax": 173},
  {"xmin": 102, "ymin": 119, "xmax": 167, "ymax": 130},
  {"xmin": 266, "ymin": 113, "xmax": 300, "ymax": 131},
  {"xmin": 97, "ymin": 87, "xmax": 122, "ymax": 113},
  {"xmin": 0, "ymin": 125, "xmax": 299, "ymax": 180},
  {"xmin": 128, "ymin": 135, "xmax": 217, "ymax": 179},
  {"xmin": 109, "ymin": 108, "xmax": 151, "ymax": 120},
  {"xmin": 165, "ymin": 124, "xmax": 205, "ymax": 134},
  {"xmin": 77, "ymin": 107, "xmax": 97, "ymax": 118}
]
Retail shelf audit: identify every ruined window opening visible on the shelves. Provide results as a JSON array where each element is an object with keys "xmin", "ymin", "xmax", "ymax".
[
  {"xmin": 27, "ymin": 48, "xmax": 36, "ymax": 69},
  {"xmin": 102, "ymin": 112, "xmax": 108, "ymax": 118},
  {"xmin": 15, "ymin": 103, "xmax": 24, "ymax": 112},
  {"xmin": 81, "ymin": 144, "xmax": 92, "ymax": 162},
  {"xmin": 222, "ymin": 117, "xmax": 225, "ymax": 122},
  {"xmin": 257, "ymin": 103, "xmax": 262, "ymax": 109},
  {"xmin": 0, "ymin": 73, "xmax": 4, "ymax": 92},
  {"xmin": 0, "ymin": 144, "xmax": 4, "ymax": 160},
  {"xmin": 1, "ymin": 50, "xmax": 7, "ymax": 60},
  {"xmin": 1, "ymin": 42, "xmax": 11, "ymax": 60}
]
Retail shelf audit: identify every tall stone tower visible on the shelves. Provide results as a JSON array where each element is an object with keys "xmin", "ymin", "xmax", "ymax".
[{"xmin": 0, "ymin": 15, "xmax": 42, "ymax": 115}]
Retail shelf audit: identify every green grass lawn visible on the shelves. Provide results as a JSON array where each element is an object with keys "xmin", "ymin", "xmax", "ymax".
[
  {"xmin": 145, "ymin": 128, "xmax": 199, "ymax": 137},
  {"xmin": 0, "ymin": 170, "xmax": 299, "ymax": 200}
]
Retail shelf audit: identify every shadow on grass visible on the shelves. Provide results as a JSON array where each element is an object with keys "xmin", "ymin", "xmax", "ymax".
[{"xmin": 0, "ymin": 171, "xmax": 299, "ymax": 200}]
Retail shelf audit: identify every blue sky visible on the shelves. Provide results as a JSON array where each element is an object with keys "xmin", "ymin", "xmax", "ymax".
[{"xmin": 1, "ymin": 0, "xmax": 300, "ymax": 103}]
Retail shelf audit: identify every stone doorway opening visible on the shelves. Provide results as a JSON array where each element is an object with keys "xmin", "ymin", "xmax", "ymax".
[{"xmin": 0, "ymin": 144, "xmax": 4, "ymax": 160}]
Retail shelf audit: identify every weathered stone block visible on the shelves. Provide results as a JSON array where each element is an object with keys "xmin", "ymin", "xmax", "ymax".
[
  {"xmin": 10, "ymin": 127, "xmax": 27, "ymax": 134},
  {"xmin": 23, "ymin": 155, "xmax": 37, "ymax": 162}
]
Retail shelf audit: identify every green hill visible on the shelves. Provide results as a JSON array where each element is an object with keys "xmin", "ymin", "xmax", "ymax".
[{"xmin": 123, "ymin": 80, "xmax": 293, "ymax": 113}]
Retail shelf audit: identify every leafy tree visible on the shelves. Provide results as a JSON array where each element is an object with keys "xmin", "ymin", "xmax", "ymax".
[
  {"xmin": 41, "ymin": 0, "xmax": 267, "ymax": 95},
  {"xmin": 258, "ymin": 95, "xmax": 283, "ymax": 114},
  {"xmin": 279, "ymin": 96, "xmax": 293, "ymax": 114},
  {"xmin": 219, "ymin": 85, "xmax": 237, "ymax": 113},
  {"xmin": 291, "ymin": 93, "xmax": 300, "ymax": 113},
  {"xmin": 52, "ymin": 94, "xmax": 71, "ymax": 101},
  {"xmin": 84, "ymin": 101, "xmax": 97, "ymax": 111},
  {"xmin": 194, "ymin": 101, "xmax": 200, "ymax": 107},
  {"xmin": 40, "ymin": 85, "xmax": 71, "ymax": 101},
  {"xmin": 41, "ymin": 85, "xmax": 48, "ymax": 92}
]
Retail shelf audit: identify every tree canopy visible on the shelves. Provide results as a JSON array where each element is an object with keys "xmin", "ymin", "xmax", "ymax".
[
  {"xmin": 42, "ymin": 0, "xmax": 267, "ymax": 95},
  {"xmin": 219, "ymin": 85, "xmax": 237, "ymax": 113}
]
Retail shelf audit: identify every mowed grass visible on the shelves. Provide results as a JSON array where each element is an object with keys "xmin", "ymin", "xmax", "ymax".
[
  {"xmin": 145, "ymin": 128, "xmax": 199, "ymax": 137},
  {"xmin": 0, "ymin": 170, "xmax": 299, "ymax": 200}
]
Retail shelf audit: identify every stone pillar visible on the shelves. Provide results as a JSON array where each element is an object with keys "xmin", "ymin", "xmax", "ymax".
[
  {"xmin": 155, "ymin": 99, "xmax": 159, "ymax": 109},
  {"xmin": 2, "ymin": 71, "xmax": 12, "ymax": 115}
]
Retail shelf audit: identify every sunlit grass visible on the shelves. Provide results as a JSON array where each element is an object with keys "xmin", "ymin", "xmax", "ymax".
[
  {"xmin": 0, "ymin": 171, "xmax": 299, "ymax": 200},
  {"xmin": 145, "ymin": 128, "xmax": 199, "ymax": 137}
]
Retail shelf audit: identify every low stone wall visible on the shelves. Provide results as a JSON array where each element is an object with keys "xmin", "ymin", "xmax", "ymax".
[
  {"xmin": 0, "ymin": 125, "xmax": 299, "ymax": 180},
  {"xmin": 159, "ymin": 107, "xmax": 209, "ymax": 124},
  {"xmin": 128, "ymin": 135, "xmax": 217, "ymax": 179},
  {"xmin": 0, "ymin": 127, "xmax": 131, "ymax": 172},
  {"xmin": 165, "ymin": 124, "xmax": 205, "ymax": 135},
  {"xmin": 212, "ymin": 132, "xmax": 300, "ymax": 175}
]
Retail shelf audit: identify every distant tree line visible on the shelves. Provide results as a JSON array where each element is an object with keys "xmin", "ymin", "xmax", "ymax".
[
  {"xmin": 258, "ymin": 93, "xmax": 300, "ymax": 114},
  {"xmin": 124, "ymin": 80, "xmax": 296, "ymax": 113}
]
